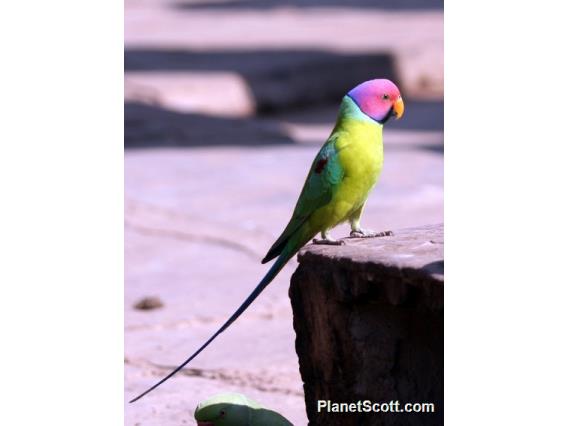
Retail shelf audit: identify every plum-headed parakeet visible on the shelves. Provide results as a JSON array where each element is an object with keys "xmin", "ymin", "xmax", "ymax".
[
  {"xmin": 130, "ymin": 79, "xmax": 404, "ymax": 402},
  {"xmin": 194, "ymin": 393, "xmax": 293, "ymax": 426}
]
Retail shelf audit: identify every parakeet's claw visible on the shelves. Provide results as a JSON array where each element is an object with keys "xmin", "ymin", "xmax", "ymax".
[
  {"xmin": 349, "ymin": 229, "xmax": 393, "ymax": 238},
  {"xmin": 312, "ymin": 237, "xmax": 345, "ymax": 246},
  {"xmin": 312, "ymin": 230, "xmax": 345, "ymax": 246}
]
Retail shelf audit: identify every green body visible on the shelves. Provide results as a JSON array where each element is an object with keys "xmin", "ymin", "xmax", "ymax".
[{"xmin": 194, "ymin": 393, "xmax": 293, "ymax": 426}]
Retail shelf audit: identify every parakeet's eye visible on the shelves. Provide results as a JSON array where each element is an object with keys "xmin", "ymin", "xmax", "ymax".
[
  {"xmin": 220, "ymin": 410, "xmax": 226, "ymax": 417},
  {"xmin": 382, "ymin": 94, "xmax": 389, "ymax": 100}
]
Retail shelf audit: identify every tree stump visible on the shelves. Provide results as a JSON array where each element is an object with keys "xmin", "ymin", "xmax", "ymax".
[{"xmin": 290, "ymin": 224, "xmax": 443, "ymax": 426}]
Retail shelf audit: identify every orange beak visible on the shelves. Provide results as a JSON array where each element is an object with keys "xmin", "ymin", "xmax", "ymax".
[{"xmin": 393, "ymin": 97, "xmax": 404, "ymax": 119}]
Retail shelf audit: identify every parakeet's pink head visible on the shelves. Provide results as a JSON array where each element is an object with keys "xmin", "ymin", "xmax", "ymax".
[{"xmin": 347, "ymin": 79, "xmax": 404, "ymax": 124}]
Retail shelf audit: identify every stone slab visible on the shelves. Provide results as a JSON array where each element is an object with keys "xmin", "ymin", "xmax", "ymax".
[{"xmin": 290, "ymin": 224, "xmax": 443, "ymax": 425}]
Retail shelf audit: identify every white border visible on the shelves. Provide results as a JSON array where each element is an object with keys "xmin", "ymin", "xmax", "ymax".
[
  {"xmin": 446, "ymin": 1, "xmax": 568, "ymax": 424},
  {"xmin": 0, "ymin": 1, "xmax": 124, "ymax": 424}
]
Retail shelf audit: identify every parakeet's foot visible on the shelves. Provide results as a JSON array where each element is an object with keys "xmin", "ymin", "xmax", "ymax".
[
  {"xmin": 312, "ymin": 237, "xmax": 345, "ymax": 246},
  {"xmin": 312, "ymin": 230, "xmax": 345, "ymax": 246},
  {"xmin": 349, "ymin": 229, "xmax": 393, "ymax": 238}
]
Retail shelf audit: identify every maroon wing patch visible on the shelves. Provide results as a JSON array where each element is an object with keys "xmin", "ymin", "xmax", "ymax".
[{"xmin": 314, "ymin": 157, "xmax": 328, "ymax": 174}]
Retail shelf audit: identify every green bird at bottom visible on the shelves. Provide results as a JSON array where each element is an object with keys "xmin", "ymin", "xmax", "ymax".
[
  {"xmin": 194, "ymin": 393, "xmax": 293, "ymax": 426},
  {"xmin": 130, "ymin": 79, "xmax": 404, "ymax": 403}
]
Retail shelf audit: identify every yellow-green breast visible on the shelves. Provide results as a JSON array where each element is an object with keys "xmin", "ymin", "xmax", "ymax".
[{"xmin": 310, "ymin": 96, "xmax": 384, "ymax": 230}]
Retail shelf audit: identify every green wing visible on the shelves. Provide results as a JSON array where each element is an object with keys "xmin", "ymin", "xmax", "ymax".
[
  {"xmin": 262, "ymin": 135, "xmax": 344, "ymax": 263},
  {"xmin": 251, "ymin": 408, "xmax": 294, "ymax": 426}
]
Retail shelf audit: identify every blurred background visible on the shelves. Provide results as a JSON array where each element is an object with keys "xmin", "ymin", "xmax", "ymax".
[{"xmin": 125, "ymin": 0, "xmax": 443, "ymax": 424}]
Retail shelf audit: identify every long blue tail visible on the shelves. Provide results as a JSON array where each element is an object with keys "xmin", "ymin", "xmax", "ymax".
[{"xmin": 129, "ymin": 251, "xmax": 292, "ymax": 403}]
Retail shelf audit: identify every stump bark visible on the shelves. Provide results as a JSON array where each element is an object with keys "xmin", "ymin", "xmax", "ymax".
[{"xmin": 289, "ymin": 224, "xmax": 443, "ymax": 426}]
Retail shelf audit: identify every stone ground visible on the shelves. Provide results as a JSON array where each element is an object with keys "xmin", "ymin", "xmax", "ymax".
[{"xmin": 125, "ymin": 1, "xmax": 443, "ymax": 425}]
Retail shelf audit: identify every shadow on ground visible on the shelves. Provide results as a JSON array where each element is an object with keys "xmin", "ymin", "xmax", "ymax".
[
  {"xmin": 172, "ymin": 0, "xmax": 443, "ymax": 11},
  {"xmin": 125, "ymin": 102, "xmax": 294, "ymax": 148},
  {"xmin": 125, "ymin": 100, "xmax": 443, "ymax": 151},
  {"xmin": 125, "ymin": 49, "xmax": 397, "ymax": 112}
]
